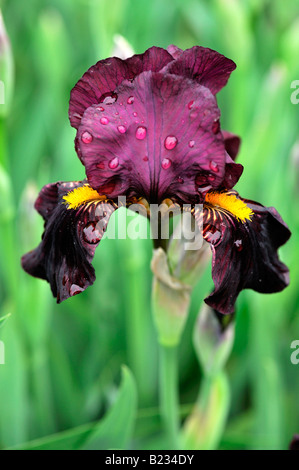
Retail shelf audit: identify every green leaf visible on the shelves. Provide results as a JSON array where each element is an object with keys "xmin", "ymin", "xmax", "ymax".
[
  {"xmin": 82, "ymin": 366, "xmax": 137, "ymax": 450},
  {"xmin": 0, "ymin": 312, "xmax": 11, "ymax": 328},
  {"xmin": 8, "ymin": 366, "xmax": 137, "ymax": 450}
]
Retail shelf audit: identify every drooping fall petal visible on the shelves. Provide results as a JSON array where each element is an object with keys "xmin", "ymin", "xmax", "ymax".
[
  {"xmin": 21, "ymin": 181, "xmax": 117, "ymax": 302},
  {"xmin": 194, "ymin": 192, "xmax": 291, "ymax": 314}
]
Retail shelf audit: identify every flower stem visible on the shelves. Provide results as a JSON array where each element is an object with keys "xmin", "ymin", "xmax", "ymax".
[{"xmin": 159, "ymin": 343, "xmax": 180, "ymax": 449}]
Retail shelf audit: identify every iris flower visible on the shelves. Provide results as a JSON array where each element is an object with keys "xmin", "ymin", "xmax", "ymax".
[{"xmin": 21, "ymin": 45, "xmax": 290, "ymax": 314}]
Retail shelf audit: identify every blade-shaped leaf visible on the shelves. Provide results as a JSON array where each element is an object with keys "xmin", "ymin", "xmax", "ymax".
[
  {"xmin": 82, "ymin": 365, "xmax": 137, "ymax": 450},
  {"xmin": 8, "ymin": 366, "xmax": 137, "ymax": 450}
]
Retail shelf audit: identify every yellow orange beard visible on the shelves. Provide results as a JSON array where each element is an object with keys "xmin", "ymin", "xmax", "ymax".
[
  {"xmin": 63, "ymin": 185, "xmax": 106, "ymax": 209},
  {"xmin": 204, "ymin": 191, "xmax": 253, "ymax": 223}
]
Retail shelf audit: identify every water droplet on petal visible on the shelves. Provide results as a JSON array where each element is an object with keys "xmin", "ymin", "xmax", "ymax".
[
  {"xmin": 209, "ymin": 161, "xmax": 219, "ymax": 172},
  {"xmin": 177, "ymin": 177, "xmax": 184, "ymax": 184},
  {"xmin": 212, "ymin": 119, "xmax": 220, "ymax": 134},
  {"xmin": 81, "ymin": 131, "xmax": 93, "ymax": 144},
  {"xmin": 70, "ymin": 284, "xmax": 84, "ymax": 296},
  {"xmin": 127, "ymin": 96, "xmax": 134, "ymax": 104},
  {"xmin": 83, "ymin": 221, "xmax": 102, "ymax": 244},
  {"xmin": 135, "ymin": 126, "xmax": 147, "ymax": 140},
  {"xmin": 208, "ymin": 174, "xmax": 216, "ymax": 182},
  {"xmin": 196, "ymin": 174, "xmax": 208, "ymax": 187},
  {"xmin": 234, "ymin": 239, "xmax": 243, "ymax": 251},
  {"xmin": 108, "ymin": 157, "xmax": 119, "ymax": 169},
  {"xmin": 164, "ymin": 135, "xmax": 178, "ymax": 150},
  {"xmin": 100, "ymin": 117, "xmax": 109, "ymax": 125},
  {"xmin": 99, "ymin": 92, "xmax": 118, "ymax": 105},
  {"xmin": 133, "ymin": 112, "xmax": 138, "ymax": 117},
  {"xmin": 161, "ymin": 158, "xmax": 172, "ymax": 170},
  {"xmin": 188, "ymin": 100, "xmax": 194, "ymax": 109},
  {"xmin": 117, "ymin": 125, "xmax": 126, "ymax": 134},
  {"xmin": 97, "ymin": 106, "xmax": 104, "ymax": 112},
  {"xmin": 188, "ymin": 140, "xmax": 195, "ymax": 148},
  {"xmin": 143, "ymin": 156, "xmax": 148, "ymax": 162}
]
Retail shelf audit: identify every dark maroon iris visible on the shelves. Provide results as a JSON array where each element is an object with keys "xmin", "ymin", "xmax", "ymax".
[{"xmin": 21, "ymin": 45, "xmax": 290, "ymax": 314}]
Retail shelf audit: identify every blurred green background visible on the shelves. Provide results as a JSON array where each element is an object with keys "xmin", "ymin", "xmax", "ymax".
[{"xmin": 0, "ymin": 0, "xmax": 298, "ymax": 450}]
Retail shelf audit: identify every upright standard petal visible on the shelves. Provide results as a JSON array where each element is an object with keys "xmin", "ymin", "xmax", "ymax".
[
  {"xmin": 162, "ymin": 46, "xmax": 236, "ymax": 95},
  {"xmin": 21, "ymin": 181, "xmax": 118, "ymax": 302},
  {"xmin": 69, "ymin": 46, "xmax": 174, "ymax": 129},
  {"xmin": 194, "ymin": 191, "xmax": 291, "ymax": 314},
  {"xmin": 76, "ymin": 71, "xmax": 228, "ymax": 203},
  {"xmin": 221, "ymin": 131, "xmax": 243, "ymax": 189}
]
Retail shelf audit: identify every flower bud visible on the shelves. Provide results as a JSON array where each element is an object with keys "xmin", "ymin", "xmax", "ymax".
[
  {"xmin": 151, "ymin": 248, "xmax": 191, "ymax": 347},
  {"xmin": 193, "ymin": 304, "xmax": 235, "ymax": 377},
  {"xmin": 167, "ymin": 212, "xmax": 211, "ymax": 286}
]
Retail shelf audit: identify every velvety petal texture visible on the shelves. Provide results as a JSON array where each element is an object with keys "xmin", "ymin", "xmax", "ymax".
[
  {"xmin": 194, "ymin": 192, "xmax": 291, "ymax": 314},
  {"xmin": 71, "ymin": 45, "xmax": 239, "ymax": 203},
  {"xmin": 222, "ymin": 130, "xmax": 241, "ymax": 161},
  {"xmin": 77, "ymin": 71, "xmax": 227, "ymax": 203},
  {"xmin": 21, "ymin": 181, "xmax": 117, "ymax": 302},
  {"xmin": 22, "ymin": 45, "xmax": 291, "ymax": 309},
  {"xmin": 69, "ymin": 46, "xmax": 174, "ymax": 129},
  {"xmin": 162, "ymin": 46, "xmax": 236, "ymax": 95}
]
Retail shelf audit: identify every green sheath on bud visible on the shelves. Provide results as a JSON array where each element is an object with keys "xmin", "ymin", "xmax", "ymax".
[{"xmin": 151, "ymin": 248, "xmax": 191, "ymax": 347}]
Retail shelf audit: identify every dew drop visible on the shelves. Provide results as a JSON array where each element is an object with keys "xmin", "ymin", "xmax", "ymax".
[
  {"xmin": 133, "ymin": 112, "xmax": 138, "ymax": 117},
  {"xmin": 188, "ymin": 100, "xmax": 194, "ymax": 109},
  {"xmin": 195, "ymin": 174, "xmax": 207, "ymax": 186},
  {"xmin": 143, "ymin": 156, "xmax": 149, "ymax": 162},
  {"xmin": 81, "ymin": 131, "xmax": 93, "ymax": 144},
  {"xmin": 99, "ymin": 91, "xmax": 117, "ymax": 105},
  {"xmin": 212, "ymin": 119, "xmax": 220, "ymax": 134},
  {"xmin": 83, "ymin": 221, "xmax": 102, "ymax": 244},
  {"xmin": 127, "ymin": 96, "xmax": 134, "ymax": 104},
  {"xmin": 108, "ymin": 157, "xmax": 119, "ymax": 169},
  {"xmin": 161, "ymin": 158, "xmax": 172, "ymax": 170},
  {"xmin": 70, "ymin": 284, "xmax": 84, "ymax": 296},
  {"xmin": 234, "ymin": 239, "xmax": 243, "ymax": 251},
  {"xmin": 135, "ymin": 126, "xmax": 147, "ymax": 140},
  {"xmin": 164, "ymin": 135, "xmax": 178, "ymax": 150},
  {"xmin": 188, "ymin": 140, "xmax": 195, "ymax": 148},
  {"xmin": 117, "ymin": 125, "xmax": 126, "ymax": 134},
  {"xmin": 209, "ymin": 161, "xmax": 219, "ymax": 172},
  {"xmin": 177, "ymin": 177, "xmax": 184, "ymax": 184},
  {"xmin": 100, "ymin": 117, "xmax": 109, "ymax": 125},
  {"xmin": 208, "ymin": 174, "xmax": 216, "ymax": 182},
  {"xmin": 97, "ymin": 106, "xmax": 104, "ymax": 112}
]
